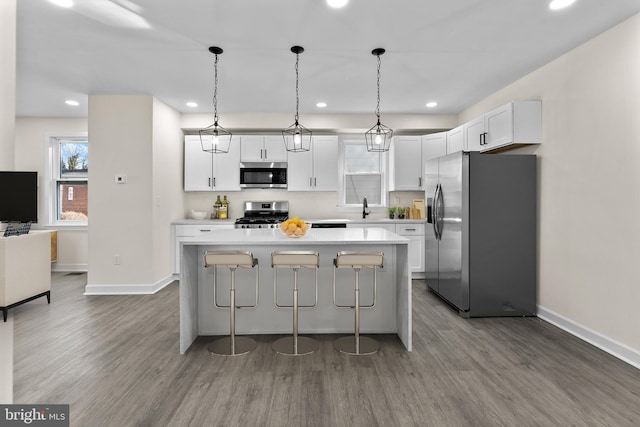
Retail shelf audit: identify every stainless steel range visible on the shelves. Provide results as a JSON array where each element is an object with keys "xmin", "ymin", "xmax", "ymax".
[{"xmin": 234, "ymin": 201, "xmax": 289, "ymax": 229}]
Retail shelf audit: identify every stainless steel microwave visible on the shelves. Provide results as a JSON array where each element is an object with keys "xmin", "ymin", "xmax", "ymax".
[{"xmin": 239, "ymin": 162, "xmax": 287, "ymax": 189}]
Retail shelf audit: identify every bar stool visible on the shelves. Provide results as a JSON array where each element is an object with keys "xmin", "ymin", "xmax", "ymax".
[
  {"xmin": 333, "ymin": 251, "xmax": 384, "ymax": 355},
  {"xmin": 203, "ymin": 250, "xmax": 259, "ymax": 356},
  {"xmin": 271, "ymin": 251, "xmax": 319, "ymax": 356}
]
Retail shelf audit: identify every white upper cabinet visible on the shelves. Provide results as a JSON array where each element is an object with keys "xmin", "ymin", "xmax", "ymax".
[
  {"xmin": 422, "ymin": 132, "xmax": 447, "ymax": 161},
  {"xmin": 287, "ymin": 135, "xmax": 338, "ymax": 191},
  {"xmin": 392, "ymin": 136, "xmax": 423, "ymax": 191},
  {"xmin": 240, "ymin": 135, "xmax": 288, "ymax": 162},
  {"xmin": 465, "ymin": 100, "xmax": 542, "ymax": 152},
  {"xmin": 464, "ymin": 116, "xmax": 486, "ymax": 152},
  {"xmin": 184, "ymin": 135, "xmax": 240, "ymax": 192},
  {"xmin": 446, "ymin": 125, "xmax": 464, "ymax": 153}
]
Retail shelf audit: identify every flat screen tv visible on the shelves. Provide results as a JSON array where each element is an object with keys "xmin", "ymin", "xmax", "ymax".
[{"xmin": 0, "ymin": 171, "xmax": 38, "ymax": 223}]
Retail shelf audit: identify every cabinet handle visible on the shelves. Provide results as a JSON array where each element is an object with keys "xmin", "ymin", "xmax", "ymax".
[
  {"xmin": 260, "ymin": 149, "xmax": 263, "ymax": 159},
  {"xmin": 264, "ymin": 149, "xmax": 267, "ymax": 159},
  {"xmin": 314, "ymin": 177, "xmax": 317, "ymax": 187},
  {"xmin": 208, "ymin": 177, "xmax": 211, "ymax": 187},
  {"xmin": 480, "ymin": 132, "xmax": 488, "ymax": 145},
  {"xmin": 310, "ymin": 177, "xmax": 313, "ymax": 187},
  {"xmin": 199, "ymin": 229, "xmax": 212, "ymax": 232},
  {"xmin": 213, "ymin": 177, "xmax": 216, "ymax": 187},
  {"xmin": 418, "ymin": 177, "xmax": 422, "ymax": 187},
  {"xmin": 405, "ymin": 228, "xmax": 416, "ymax": 231}
]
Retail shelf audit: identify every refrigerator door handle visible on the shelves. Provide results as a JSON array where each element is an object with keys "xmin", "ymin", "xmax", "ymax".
[
  {"xmin": 433, "ymin": 184, "xmax": 441, "ymax": 240},
  {"xmin": 436, "ymin": 183, "xmax": 444, "ymax": 240}
]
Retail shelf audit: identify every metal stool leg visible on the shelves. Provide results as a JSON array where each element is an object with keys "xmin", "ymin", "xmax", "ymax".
[
  {"xmin": 272, "ymin": 267, "xmax": 318, "ymax": 355},
  {"xmin": 208, "ymin": 267, "xmax": 256, "ymax": 356},
  {"xmin": 334, "ymin": 267, "xmax": 380, "ymax": 355}
]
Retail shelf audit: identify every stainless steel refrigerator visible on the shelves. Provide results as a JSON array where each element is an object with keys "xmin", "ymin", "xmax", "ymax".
[{"xmin": 425, "ymin": 151, "xmax": 536, "ymax": 317}]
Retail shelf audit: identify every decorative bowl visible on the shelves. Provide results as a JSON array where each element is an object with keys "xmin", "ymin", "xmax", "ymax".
[
  {"xmin": 279, "ymin": 218, "xmax": 309, "ymax": 238},
  {"xmin": 191, "ymin": 210, "xmax": 208, "ymax": 220}
]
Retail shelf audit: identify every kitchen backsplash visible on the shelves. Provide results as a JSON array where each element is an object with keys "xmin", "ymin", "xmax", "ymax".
[{"xmin": 183, "ymin": 190, "xmax": 423, "ymax": 220}]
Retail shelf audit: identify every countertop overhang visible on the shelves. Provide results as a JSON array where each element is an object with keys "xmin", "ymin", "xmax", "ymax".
[{"xmin": 178, "ymin": 227, "xmax": 409, "ymax": 245}]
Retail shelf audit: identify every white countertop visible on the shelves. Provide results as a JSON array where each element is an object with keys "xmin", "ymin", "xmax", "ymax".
[{"xmin": 180, "ymin": 227, "xmax": 409, "ymax": 245}]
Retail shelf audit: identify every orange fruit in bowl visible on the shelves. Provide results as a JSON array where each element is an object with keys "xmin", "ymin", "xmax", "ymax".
[{"xmin": 279, "ymin": 217, "xmax": 308, "ymax": 237}]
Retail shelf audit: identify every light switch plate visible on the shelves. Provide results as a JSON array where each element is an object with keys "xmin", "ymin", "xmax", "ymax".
[{"xmin": 115, "ymin": 174, "xmax": 127, "ymax": 184}]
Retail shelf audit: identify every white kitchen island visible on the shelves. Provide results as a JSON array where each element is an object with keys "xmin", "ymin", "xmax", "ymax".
[{"xmin": 179, "ymin": 227, "xmax": 411, "ymax": 353}]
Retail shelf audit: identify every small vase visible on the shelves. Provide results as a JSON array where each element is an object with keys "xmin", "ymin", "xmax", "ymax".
[
  {"xmin": 389, "ymin": 214, "xmax": 395, "ymax": 219},
  {"xmin": 398, "ymin": 214, "xmax": 405, "ymax": 219}
]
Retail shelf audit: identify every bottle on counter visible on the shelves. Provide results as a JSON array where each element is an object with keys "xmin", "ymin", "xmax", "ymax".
[
  {"xmin": 213, "ymin": 195, "xmax": 222, "ymax": 219},
  {"xmin": 218, "ymin": 195, "xmax": 228, "ymax": 219},
  {"xmin": 222, "ymin": 195, "xmax": 229, "ymax": 219}
]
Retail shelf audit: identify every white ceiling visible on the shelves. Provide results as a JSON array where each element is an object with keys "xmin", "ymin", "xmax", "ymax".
[{"xmin": 15, "ymin": 0, "xmax": 640, "ymax": 118}]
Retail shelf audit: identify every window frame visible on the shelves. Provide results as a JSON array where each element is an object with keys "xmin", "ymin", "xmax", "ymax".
[
  {"xmin": 46, "ymin": 135, "xmax": 89, "ymax": 227},
  {"xmin": 338, "ymin": 135, "xmax": 388, "ymax": 209}
]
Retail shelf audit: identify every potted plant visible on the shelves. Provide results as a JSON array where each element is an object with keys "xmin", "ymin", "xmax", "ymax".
[
  {"xmin": 387, "ymin": 206, "xmax": 396, "ymax": 219},
  {"xmin": 397, "ymin": 207, "xmax": 406, "ymax": 219}
]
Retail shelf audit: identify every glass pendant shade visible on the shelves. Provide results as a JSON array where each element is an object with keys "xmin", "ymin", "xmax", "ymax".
[
  {"xmin": 365, "ymin": 48, "xmax": 393, "ymax": 152},
  {"xmin": 200, "ymin": 46, "xmax": 232, "ymax": 154},
  {"xmin": 282, "ymin": 46, "xmax": 312, "ymax": 153}
]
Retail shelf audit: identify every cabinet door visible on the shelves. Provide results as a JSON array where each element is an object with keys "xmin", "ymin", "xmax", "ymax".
[
  {"xmin": 464, "ymin": 117, "xmax": 485, "ymax": 152},
  {"xmin": 212, "ymin": 136, "xmax": 241, "ymax": 191},
  {"xmin": 312, "ymin": 136, "xmax": 339, "ymax": 191},
  {"xmin": 263, "ymin": 136, "xmax": 287, "ymax": 162},
  {"xmin": 184, "ymin": 136, "xmax": 213, "ymax": 191},
  {"xmin": 395, "ymin": 223, "xmax": 425, "ymax": 273},
  {"xmin": 421, "ymin": 132, "xmax": 447, "ymax": 189},
  {"xmin": 393, "ymin": 136, "xmax": 422, "ymax": 190},
  {"xmin": 484, "ymin": 103, "xmax": 513, "ymax": 150},
  {"xmin": 446, "ymin": 125, "xmax": 464, "ymax": 154},
  {"xmin": 240, "ymin": 135, "xmax": 265, "ymax": 162},
  {"xmin": 287, "ymin": 146, "xmax": 313, "ymax": 191}
]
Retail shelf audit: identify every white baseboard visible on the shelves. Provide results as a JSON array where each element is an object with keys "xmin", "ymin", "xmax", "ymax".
[
  {"xmin": 52, "ymin": 263, "xmax": 88, "ymax": 273},
  {"xmin": 537, "ymin": 305, "xmax": 640, "ymax": 370},
  {"xmin": 84, "ymin": 275, "xmax": 175, "ymax": 295}
]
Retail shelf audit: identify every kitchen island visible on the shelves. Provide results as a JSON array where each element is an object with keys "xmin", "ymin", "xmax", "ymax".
[{"xmin": 179, "ymin": 227, "xmax": 411, "ymax": 353}]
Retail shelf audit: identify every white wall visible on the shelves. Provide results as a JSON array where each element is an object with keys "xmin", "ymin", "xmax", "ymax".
[
  {"xmin": 460, "ymin": 14, "xmax": 640, "ymax": 358},
  {"xmin": 87, "ymin": 95, "xmax": 155, "ymax": 289},
  {"xmin": 0, "ymin": 0, "xmax": 16, "ymax": 172},
  {"xmin": 152, "ymin": 98, "xmax": 184, "ymax": 279}
]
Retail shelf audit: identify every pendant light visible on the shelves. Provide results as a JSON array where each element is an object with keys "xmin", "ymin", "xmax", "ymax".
[
  {"xmin": 282, "ymin": 46, "xmax": 312, "ymax": 153},
  {"xmin": 199, "ymin": 46, "xmax": 232, "ymax": 154},
  {"xmin": 365, "ymin": 48, "xmax": 393, "ymax": 152}
]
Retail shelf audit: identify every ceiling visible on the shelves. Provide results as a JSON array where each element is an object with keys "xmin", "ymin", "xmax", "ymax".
[{"xmin": 15, "ymin": 0, "xmax": 640, "ymax": 118}]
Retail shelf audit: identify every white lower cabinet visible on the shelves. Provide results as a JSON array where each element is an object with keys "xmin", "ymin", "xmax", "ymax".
[
  {"xmin": 395, "ymin": 223, "xmax": 425, "ymax": 276},
  {"xmin": 172, "ymin": 224, "xmax": 234, "ymax": 274}
]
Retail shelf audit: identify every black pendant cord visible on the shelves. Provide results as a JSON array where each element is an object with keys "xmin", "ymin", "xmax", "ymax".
[
  {"xmin": 294, "ymin": 51, "xmax": 300, "ymax": 125},
  {"xmin": 375, "ymin": 53, "xmax": 381, "ymax": 123},
  {"xmin": 213, "ymin": 52, "xmax": 219, "ymax": 125}
]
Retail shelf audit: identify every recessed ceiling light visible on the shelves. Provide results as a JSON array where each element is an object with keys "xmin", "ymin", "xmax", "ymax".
[
  {"xmin": 65, "ymin": 100, "xmax": 79, "ymax": 106},
  {"xmin": 327, "ymin": 0, "xmax": 348, "ymax": 9},
  {"xmin": 426, "ymin": 102, "xmax": 438, "ymax": 108},
  {"xmin": 49, "ymin": 0, "xmax": 73, "ymax": 8},
  {"xmin": 549, "ymin": 0, "xmax": 576, "ymax": 10},
  {"xmin": 316, "ymin": 102, "xmax": 327, "ymax": 108},
  {"xmin": 186, "ymin": 102, "xmax": 198, "ymax": 108}
]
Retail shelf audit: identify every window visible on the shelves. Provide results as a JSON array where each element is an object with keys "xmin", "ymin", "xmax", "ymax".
[
  {"xmin": 49, "ymin": 137, "xmax": 88, "ymax": 224},
  {"xmin": 340, "ymin": 136, "xmax": 387, "ymax": 207}
]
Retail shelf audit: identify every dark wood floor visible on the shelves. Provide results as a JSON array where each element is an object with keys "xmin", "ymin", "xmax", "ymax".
[{"xmin": 12, "ymin": 273, "xmax": 640, "ymax": 426}]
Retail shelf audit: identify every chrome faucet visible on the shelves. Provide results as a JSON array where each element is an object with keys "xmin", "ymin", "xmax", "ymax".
[{"xmin": 362, "ymin": 197, "xmax": 371, "ymax": 219}]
